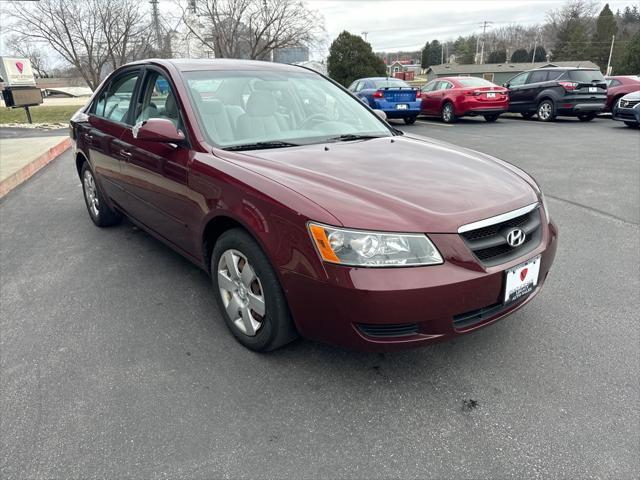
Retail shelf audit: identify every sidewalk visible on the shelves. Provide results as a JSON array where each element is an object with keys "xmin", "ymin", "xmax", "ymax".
[{"xmin": 0, "ymin": 129, "xmax": 71, "ymax": 198}]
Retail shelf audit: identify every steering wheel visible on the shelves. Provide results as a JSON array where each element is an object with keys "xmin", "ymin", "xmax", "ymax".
[{"xmin": 299, "ymin": 113, "xmax": 332, "ymax": 129}]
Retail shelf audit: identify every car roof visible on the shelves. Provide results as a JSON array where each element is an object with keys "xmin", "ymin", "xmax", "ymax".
[
  {"xmin": 528, "ymin": 66, "xmax": 598, "ymax": 71},
  {"xmin": 126, "ymin": 58, "xmax": 306, "ymax": 73}
]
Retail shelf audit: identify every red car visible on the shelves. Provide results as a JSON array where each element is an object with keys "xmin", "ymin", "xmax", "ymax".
[
  {"xmin": 420, "ymin": 76, "xmax": 509, "ymax": 123},
  {"xmin": 605, "ymin": 75, "xmax": 640, "ymax": 111},
  {"xmin": 70, "ymin": 59, "xmax": 557, "ymax": 352}
]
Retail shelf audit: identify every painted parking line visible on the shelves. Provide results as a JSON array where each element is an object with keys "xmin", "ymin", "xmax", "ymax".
[{"xmin": 415, "ymin": 120, "xmax": 455, "ymax": 127}]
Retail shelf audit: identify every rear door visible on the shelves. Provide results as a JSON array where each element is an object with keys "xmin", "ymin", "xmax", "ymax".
[
  {"xmin": 82, "ymin": 69, "xmax": 143, "ymax": 206},
  {"xmin": 117, "ymin": 68, "xmax": 198, "ymax": 257}
]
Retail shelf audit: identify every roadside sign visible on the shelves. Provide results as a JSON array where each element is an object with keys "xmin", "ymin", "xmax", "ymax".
[{"xmin": 0, "ymin": 57, "xmax": 37, "ymax": 87}]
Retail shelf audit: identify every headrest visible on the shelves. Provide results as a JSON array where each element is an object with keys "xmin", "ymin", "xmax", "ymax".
[
  {"xmin": 164, "ymin": 92, "xmax": 178, "ymax": 117},
  {"xmin": 246, "ymin": 93, "xmax": 277, "ymax": 116},
  {"xmin": 199, "ymin": 98, "xmax": 224, "ymax": 115}
]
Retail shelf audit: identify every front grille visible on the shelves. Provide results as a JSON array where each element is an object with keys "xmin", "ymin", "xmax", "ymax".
[
  {"xmin": 357, "ymin": 322, "xmax": 419, "ymax": 338},
  {"xmin": 621, "ymin": 99, "xmax": 640, "ymax": 108},
  {"xmin": 453, "ymin": 294, "xmax": 531, "ymax": 330},
  {"xmin": 460, "ymin": 206, "xmax": 542, "ymax": 267}
]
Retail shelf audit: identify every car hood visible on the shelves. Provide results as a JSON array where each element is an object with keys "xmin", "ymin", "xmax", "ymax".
[
  {"xmin": 223, "ymin": 135, "xmax": 539, "ymax": 233},
  {"xmin": 622, "ymin": 90, "xmax": 640, "ymax": 101}
]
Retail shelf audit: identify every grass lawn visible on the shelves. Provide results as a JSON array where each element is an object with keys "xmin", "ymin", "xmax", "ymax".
[{"xmin": 0, "ymin": 105, "xmax": 78, "ymax": 124}]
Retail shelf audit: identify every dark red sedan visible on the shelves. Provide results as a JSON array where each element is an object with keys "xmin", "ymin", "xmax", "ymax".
[
  {"xmin": 605, "ymin": 75, "xmax": 640, "ymax": 111},
  {"xmin": 70, "ymin": 59, "xmax": 557, "ymax": 352},
  {"xmin": 420, "ymin": 76, "xmax": 509, "ymax": 123}
]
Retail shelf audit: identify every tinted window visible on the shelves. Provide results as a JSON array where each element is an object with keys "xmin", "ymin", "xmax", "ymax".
[
  {"xmin": 436, "ymin": 81, "xmax": 453, "ymax": 90},
  {"xmin": 508, "ymin": 72, "xmax": 528, "ymax": 87},
  {"xmin": 456, "ymin": 77, "xmax": 495, "ymax": 87},
  {"xmin": 94, "ymin": 72, "xmax": 140, "ymax": 124},
  {"xmin": 568, "ymin": 70, "xmax": 606, "ymax": 83},
  {"xmin": 422, "ymin": 81, "xmax": 438, "ymax": 92},
  {"xmin": 528, "ymin": 70, "xmax": 550, "ymax": 83},
  {"xmin": 372, "ymin": 79, "xmax": 409, "ymax": 89}
]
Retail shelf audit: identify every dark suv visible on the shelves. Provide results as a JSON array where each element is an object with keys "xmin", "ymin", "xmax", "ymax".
[{"xmin": 504, "ymin": 67, "xmax": 607, "ymax": 122}]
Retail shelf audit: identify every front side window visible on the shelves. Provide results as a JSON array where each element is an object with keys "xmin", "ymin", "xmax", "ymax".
[
  {"xmin": 136, "ymin": 73, "xmax": 180, "ymax": 127},
  {"xmin": 508, "ymin": 72, "xmax": 528, "ymax": 87},
  {"xmin": 94, "ymin": 72, "xmax": 140, "ymax": 124},
  {"xmin": 183, "ymin": 70, "xmax": 393, "ymax": 149}
]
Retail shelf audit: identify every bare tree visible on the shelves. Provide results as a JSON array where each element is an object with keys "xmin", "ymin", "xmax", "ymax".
[
  {"xmin": 6, "ymin": 0, "xmax": 152, "ymax": 90},
  {"xmin": 177, "ymin": 0, "xmax": 324, "ymax": 60},
  {"xmin": 5, "ymin": 35, "xmax": 51, "ymax": 78}
]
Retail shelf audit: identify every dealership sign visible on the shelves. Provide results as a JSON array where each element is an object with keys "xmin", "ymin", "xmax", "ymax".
[{"xmin": 0, "ymin": 57, "xmax": 37, "ymax": 87}]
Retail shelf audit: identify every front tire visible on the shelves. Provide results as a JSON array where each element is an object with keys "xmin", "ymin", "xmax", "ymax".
[
  {"xmin": 211, "ymin": 228, "xmax": 298, "ymax": 352},
  {"xmin": 403, "ymin": 116, "xmax": 417, "ymax": 125},
  {"xmin": 441, "ymin": 102, "xmax": 457, "ymax": 123},
  {"xmin": 484, "ymin": 114, "xmax": 499, "ymax": 122},
  {"xmin": 537, "ymin": 99, "xmax": 556, "ymax": 122},
  {"xmin": 81, "ymin": 162, "xmax": 122, "ymax": 227}
]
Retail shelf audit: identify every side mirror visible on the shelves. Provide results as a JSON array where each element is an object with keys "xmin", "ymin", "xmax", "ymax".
[
  {"xmin": 503, "ymin": 83, "xmax": 510, "ymax": 88},
  {"xmin": 373, "ymin": 109, "xmax": 387, "ymax": 121},
  {"xmin": 133, "ymin": 118, "xmax": 185, "ymax": 143}
]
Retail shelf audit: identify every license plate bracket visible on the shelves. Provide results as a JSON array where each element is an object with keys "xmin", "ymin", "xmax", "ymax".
[
  {"xmin": 504, "ymin": 256, "xmax": 541, "ymax": 304},
  {"xmin": 396, "ymin": 104, "xmax": 408, "ymax": 110}
]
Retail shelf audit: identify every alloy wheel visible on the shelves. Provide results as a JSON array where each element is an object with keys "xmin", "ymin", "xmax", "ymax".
[
  {"xmin": 217, "ymin": 249, "xmax": 266, "ymax": 336},
  {"xmin": 83, "ymin": 169, "xmax": 100, "ymax": 219},
  {"xmin": 538, "ymin": 102, "xmax": 552, "ymax": 120},
  {"xmin": 442, "ymin": 104, "xmax": 452, "ymax": 122}
]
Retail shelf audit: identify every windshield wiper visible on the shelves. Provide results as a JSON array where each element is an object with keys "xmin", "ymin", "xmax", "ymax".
[
  {"xmin": 324, "ymin": 134, "xmax": 387, "ymax": 142},
  {"xmin": 223, "ymin": 140, "xmax": 299, "ymax": 151}
]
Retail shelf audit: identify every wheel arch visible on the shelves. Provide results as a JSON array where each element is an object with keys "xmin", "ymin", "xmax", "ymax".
[{"xmin": 75, "ymin": 151, "xmax": 89, "ymax": 179}]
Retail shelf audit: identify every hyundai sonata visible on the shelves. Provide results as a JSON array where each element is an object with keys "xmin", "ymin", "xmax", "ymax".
[{"xmin": 70, "ymin": 59, "xmax": 557, "ymax": 351}]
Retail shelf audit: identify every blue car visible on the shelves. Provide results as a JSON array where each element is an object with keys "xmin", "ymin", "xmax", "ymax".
[{"xmin": 348, "ymin": 77, "xmax": 421, "ymax": 124}]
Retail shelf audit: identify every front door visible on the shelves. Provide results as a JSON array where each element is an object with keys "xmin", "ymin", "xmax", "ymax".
[
  {"xmin": 506, "ymin": 72, "xmax": 531, "ymax": 112},
  {"xmin": 117, "ymin": 70, "xmax": 199, "ymax": 258}
]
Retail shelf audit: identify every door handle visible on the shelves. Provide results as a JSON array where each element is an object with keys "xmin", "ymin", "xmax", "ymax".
[{"xmin": 118, "ymin": 150, "xmax": 132, "ymax": 159}]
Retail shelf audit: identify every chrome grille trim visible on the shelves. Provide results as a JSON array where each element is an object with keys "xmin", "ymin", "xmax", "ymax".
[{"xmin": 458, "ymin": 202, "xmax": 539, "ymax": 234}]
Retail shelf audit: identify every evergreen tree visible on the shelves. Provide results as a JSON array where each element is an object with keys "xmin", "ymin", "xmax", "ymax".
[
  {"xmin": 510, "ymin": 48, "xmax": 529, "ymax": 62},
  {"xmin": 420, "ymin": 40, "xmax": 442, "ymax": 68},
  {"xmin": 327, "ymin": 31, "xmax": 387, "ymax": 87},
  {"xmin": 614, "ymin": 30, "xmax": 640, "ymax": 74},
  {"xmin": 591, "ymin": 4, "xmax": 618, "ymax": 71},
  {"xmin": 529, "ymin": 45, "xmax": 547, "ymax": 62},
  {"xmin": 553, "ymin": 14, "xmax": 589, "ymax": 60},
  {"xmin": 487, "ymin": 50, "xmax": 507, "ymax": 63}
]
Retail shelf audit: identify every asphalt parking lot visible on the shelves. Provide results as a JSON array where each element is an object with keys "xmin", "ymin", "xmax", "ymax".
[{"xmin": 1, "ymin": 116, "xmax": 639, "ymax": 478}]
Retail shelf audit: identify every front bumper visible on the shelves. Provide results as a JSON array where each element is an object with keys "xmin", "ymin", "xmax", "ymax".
[
  {"xmin": 612, "ymin": 106, "xmax": 640, "ymax": 124},
  {"xmin": 281, "ymin": 218, "xmax": 558, "ymax": 351}
]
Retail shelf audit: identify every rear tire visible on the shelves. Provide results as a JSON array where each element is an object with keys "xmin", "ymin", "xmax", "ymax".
[
  {"xmin": 577, "ymin": 113, "xmax": 596, "ymax": 122},
  {"xmin": 536, "ymin": 99, "xmax": 556, "ymax": 122},
  {"xmin": 441, "ymin": 102, "xmax": 457, "ymax": 123},
  {"xmin": 211, "ymin": 228, "xmax": 298, "ymax": 352},
  {"xmin": 484, "ymin": 114, "xmax": 499, "ymax": 122},
  {"xmin": 403, "ymin": 116, "xmax": 417, "ymax": 125},
  {"xmin": 80, "ymin": 162, "xmax": 122, "ymax": 227},
  {"xmin": 521, "ymin": 112, "xmax": 535, "ymax": 119},
  {"xmin": 624, "ymin": 121, "xmax": 639, "ymax": 128}
]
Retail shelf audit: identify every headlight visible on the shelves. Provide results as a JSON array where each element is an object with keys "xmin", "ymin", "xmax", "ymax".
[{"xmin": 308, "ymin": 223, "xmax": 443, "ymax": 267}]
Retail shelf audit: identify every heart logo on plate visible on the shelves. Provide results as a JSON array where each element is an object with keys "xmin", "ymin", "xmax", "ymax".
[
  {"xmin": 15, "ymin": 61, "xmax": 24, "ymax": 74},
  {"xmin": 520, "ymin": 268, "xmax": 528, "ymax": 281}
]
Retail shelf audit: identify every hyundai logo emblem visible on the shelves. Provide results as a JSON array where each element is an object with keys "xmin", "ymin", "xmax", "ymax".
[{"xmin": 506, "ymin": 228, "xmax": 526, "ymax": 247}]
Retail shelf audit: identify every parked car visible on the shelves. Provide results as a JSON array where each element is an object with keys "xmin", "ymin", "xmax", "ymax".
[
  {"xmin": 70, "ymin": 59, "xmax": 557, "ymax": 352},
  {"xmin": 612, "ymin": 91, "xmax": 640, "ymax": 127},
  {"xmin": 347, "ymin": 77, "xmax": 421, "ymax": 124},
  {"xmin": 504, "ymin": 67, "xmax": 607, "ymax": 122},
  {"xmin": 605, "ymin": 75, "xmax": 640, "ymax": 112},
  {"xmin": 419, "ymin": 76, "xmax": 509, "ymax": 123}
]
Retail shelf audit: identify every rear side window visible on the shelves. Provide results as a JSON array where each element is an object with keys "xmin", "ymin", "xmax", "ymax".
[
  {"xmin": 93, "ymin": 72, "xmax": 140, "ymax": 124},
  {"xmin": 436, "ymin": 81, "xmax": 453, "ymax": 90},
  {"xmin": 568, "ymin": 70, "xmax": 606, "ymax": 83},
  {"xmin": 422, "ymin": 81, "xmax": 438, "ymax": 92},
  {"xmin": 528, "ymin": 70, "xmax": 550, "ymax": 83}
]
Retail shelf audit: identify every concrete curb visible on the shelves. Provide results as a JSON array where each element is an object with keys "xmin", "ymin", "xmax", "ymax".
[{"xmin": 0, "ymin": 137, "xmax": 71, "ymax": 199}]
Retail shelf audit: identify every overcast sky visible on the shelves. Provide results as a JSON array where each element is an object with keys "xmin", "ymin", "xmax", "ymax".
[{"xmin": 309, "ymin": 0, "xmax": 634, "ymax": 58}]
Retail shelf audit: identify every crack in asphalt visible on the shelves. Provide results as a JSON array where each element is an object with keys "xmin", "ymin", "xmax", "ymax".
[{"xmin": 546, "ymin": 193, "xmax": 639, "ymax": 227}]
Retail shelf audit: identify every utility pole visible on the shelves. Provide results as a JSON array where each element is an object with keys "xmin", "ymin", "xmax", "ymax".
[
  {"xmin": 606, "ymin": 35, "xmax": 615, "ymax": 75},
  {"xmin": 362, "ymin": 31, "xmax": 369, "ymax": 42},
  {"xmin": 479, "ymin": 20, "xmax": 492, "ymax": 65},
  {"xmin": 441, "ymin": 43, "xmax": 444, "ymax": 64},
  {"xmin": 150, "ymin": 0, "xmax": 162, "ymax": 53}
]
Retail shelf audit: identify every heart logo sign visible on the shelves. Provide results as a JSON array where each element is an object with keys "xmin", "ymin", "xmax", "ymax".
[
  {"xmin": 15, "ymin": 61, "xmax": 24, "ymax": 74},
  {"xmin": 520, "ymin": 268, "xmax": 528, "ymax": 282}
]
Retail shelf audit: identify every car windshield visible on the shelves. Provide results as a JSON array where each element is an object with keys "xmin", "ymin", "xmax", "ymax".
[
  {"xmin": 372, "ymin": 79, "xmax": 410, "ymax": 88},
  {"xmin": 183, "ymin": 70, "xmax": 393, "ymax": 149},
  {"xmin": 455, "ymin": 77, "xmax": 495, "ymax": 87},
  {"xmin": 568, "ymin": 70, "xmax": 606, "ymax": 83}
]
